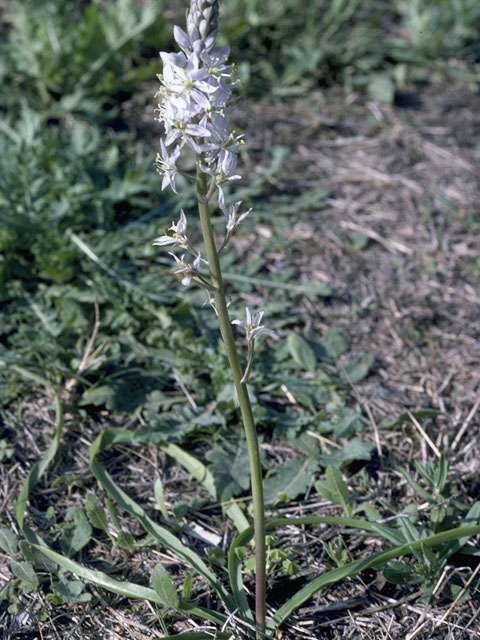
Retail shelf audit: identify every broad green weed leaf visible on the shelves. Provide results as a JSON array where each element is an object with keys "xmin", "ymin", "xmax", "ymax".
[
  {"xmin": 59, "ymin": 507, "xmax": 92, "ymax": 557},
  {"xmin": 368, "ymin": 73, "xmax": 395, "ymax": 104},
  {"xmin": 288, "ymin": 334, "xmax": 317, "ymax": 372},
  {"xmin": 85, "ymin": 493, "xmax": 108, "ymax": 532},
  {"xmin": 279, "ymin": 378, "xmax": 321, "ymax": 413},
  {"xmin": 263, "ymin": 458, "xmax": 319, "ymax": 504},
  {"xmin": 12, "ymin": 561, "xmax": 39, "ymax": 591},
  {"xmin": 383, "ymin": 408, "xmax": 441, "ymax": 429},
  {"xmin": 315, "ymin": 465, "xmax": 354, "ymax": 516},
  {"xmin": 341, "ymin": 353, "xmax": 374, "ymax": 383},
  {"xmin": 80, "ymin": 384, "xmax": 116, "ymax": 408},
  {"xmin": 80, "ymin": 372, "xmax": 159, "ymax": 413},
  {"xmin": 152, "ymin": 563, "xmax": 179, "ymax": 609},
  {"xmin": 318, "ymin": 437, "xmax": 373, "ymax": 468},
  {"xmin": 0, "ymin": 528, "xmax": 18, "ymax": 555},
  {"xmin": 117, "ymin": 531, "xmax": 134, "ymax": 552},
  {"xmin": 382, "ymin": 560, "xmax": 419, "ymax": 586},
  {"xmin": 207, "ymin": 440, "xmax": 250, "ymax": 501},
  {"xmin": 137, "ymin": 412, "xmax": 197, "ymax": 442},
  {"xmin": 331, "ymin": 407, "xmax": 364, "ymax": 438},
  {"xmin": 52, "ymin": 578, "xmax": 92, "ymax": 603},
  {"xmin": 321, "ymin": 329, "xmax": 348, "ymax": 360},
  {"xmin": 19, "ymin": 541, "xmax": 58, "ymax": 572},
  {"xmin": 361, "ymin": 503, "xmax": 383, "ymax": 522},
  {"xmin": 105, "ymin": 498, "xmax": 123, "ymax": 530}
]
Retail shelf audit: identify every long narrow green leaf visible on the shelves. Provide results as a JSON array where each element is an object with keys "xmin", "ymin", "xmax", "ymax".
[
  {"xmin": 399, "ymin": 467, "xmax": 432, "ymax": 502},
  {"xmin": 68, "ymin": 231, "xmax": 170, "ymax": 303},
  {"xmin": 227, "ymin": 514, "xmax": 399, "ymax": 632},
  {"xmin": 162, "ymin": 442, "xmax": 218, "ymax": 496},
  {"xmin": 13, "ymin": 396, "xmax": 230, "ymax": 628},
  {"xmin": 16, "ymin": 391, "xmax": 63, "ymax": 529},
  {"xmin": 179, "ymin": 602, "xmax": 231, "ymax": 627},
  {"xmin": 226, "ymin": 516, "xmax": 480, "ymax": 632},
  {"xmin": 12, "ymin": 386, "xmax": 171, "ymax": 608},
  {"xmin": 0, "ymin": 360, "xmax": 54, "ymax": 389},
  {"xmin": 21, "ymin": 525, "xmax": 228, "ymax": 626},
  {"xmin": 90, "ymin": 428, "xmax": 236, "ymax": 613},
  {"xmin": 267, "ymin": 524, "xmax": 480, "ymax": 631},
  {"xmin": 22, "ymin": 525, "xmax": 163, "ymax": 603},
  {"xmin": 160, "ymin": 633, "xmax": 234, "ymax": 640},
  {"xmin": 160, "ymin": 442, "xmax": 252, "ymax": 622}
]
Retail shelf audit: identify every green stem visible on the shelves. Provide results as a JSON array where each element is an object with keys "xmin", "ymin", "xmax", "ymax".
[{"xmin": 196, "ymin": 166, "xmax": 266, "ymax": 636}]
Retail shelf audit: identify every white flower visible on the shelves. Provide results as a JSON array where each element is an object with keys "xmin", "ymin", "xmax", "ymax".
[
  {"xmin": 153, "ymin": 210, "xmax": 188, "ymax": 247},
  {"xmin": 232, "ymin": 307, "xmax": 276, "ymax": 383},
  {"xmin": 227, "ymin": 202, "xmax": 252, "ymax": 232},
  {"xmin": 169, "ymin": 251, "xmax": 204, "ymax": 286},
  {"xmin": 155, "ymin": 139, "xmax": 181, "ymax": 193},
  {"xmin": 218, "ymin": 190, "xmax": 252, "ymax": 233},
  {"xmin": 160, "ymin": 51, "xmax": 214, "ymax": 107},
  {"xmin": 232, "ymin": 307, "xmax": 276, "ymax": 342}
]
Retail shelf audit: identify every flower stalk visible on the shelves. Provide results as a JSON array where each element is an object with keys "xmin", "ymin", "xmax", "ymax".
[{"xmin": 196, "ymin": 166, "xmax": 266, "ymax": 634}]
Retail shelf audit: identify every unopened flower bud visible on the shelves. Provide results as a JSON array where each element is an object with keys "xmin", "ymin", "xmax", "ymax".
[{"xmin": 187, "ymin": 0, "xmax": 219, "ymax": 52}]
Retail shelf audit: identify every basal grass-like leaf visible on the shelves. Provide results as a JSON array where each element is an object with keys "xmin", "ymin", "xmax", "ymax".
[
  {"xmin": 12, "ymin": 381, "xmax": 232, "ymax": 629},
  {"xmin": 161, "ymin": 442, "xmax": 250, "ymax": 534},
  {"xmin": 265, "ymin": 522, "xmax": 480, "ymax": 631},
  {"xmin": 90, "ymin": 428, "xmax": 236, "ymax": 613}
]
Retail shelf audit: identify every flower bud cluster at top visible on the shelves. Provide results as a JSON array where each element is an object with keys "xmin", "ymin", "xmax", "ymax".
[
  {"xmin": 154, "ymin": 0, "xmax": 252, "ymax": 279},
  {"xmin": 155, "ymin": 0, "xmax": 240, "ymax": 196}
]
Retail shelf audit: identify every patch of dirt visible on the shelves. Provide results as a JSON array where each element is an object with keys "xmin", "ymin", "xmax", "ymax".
[
  {"xmin": 233, "ymin": 80, "xmax": 480, "ymax": 637},
  {"xmin": 238, "ymin": 80, "xmax": 480, "ymax": 452}
]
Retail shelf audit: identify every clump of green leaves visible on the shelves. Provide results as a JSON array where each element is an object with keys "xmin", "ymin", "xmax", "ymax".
[
  {"xmin": 222, "ymin": 0, "xmax": 479, "ymax": 102},
  {"xmin": 316, "ymin": 456, "xmax": 480, "ymax": 603},
  {"xmin": 0, "ymin": 0, "xmax": 175, "ymax": 405},
  {"xmin": 241, "ymin": 535, "xmax": 301, "ymax": 577}
]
